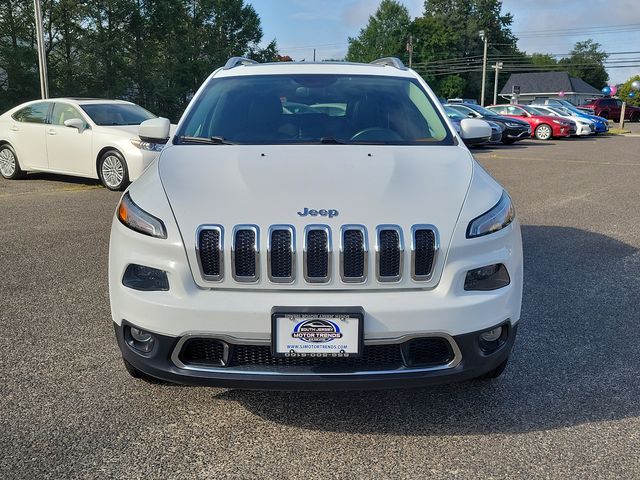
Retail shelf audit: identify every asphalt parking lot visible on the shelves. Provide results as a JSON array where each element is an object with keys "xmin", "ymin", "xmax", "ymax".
[{"xmin": 1, "ymin": 130, "xmax": 640, "ymax": 479}]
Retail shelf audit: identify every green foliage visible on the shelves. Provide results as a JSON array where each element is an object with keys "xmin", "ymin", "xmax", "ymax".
[
  {"xmin": 618, "ymin": 75, "xmax": 640, "ymax": 107},
  {"xmin": 346, "ymin": 0, "xmax": 411, "ymax": 63},
  {"xmin": 0, "ymin": 0, "xmax": 276, "ymax": 121},
  {"xmin": 558, "ymin": 39, "xmax": 608, "ymax": 89},
  {"xmin": 438, "ymin": 75, "xmax": 466, "ymax": 98}
]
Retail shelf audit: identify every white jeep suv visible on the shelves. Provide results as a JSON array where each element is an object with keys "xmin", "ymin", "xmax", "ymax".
[{"xmin": 109, "ymin": 57, "xmax": 523, "ymax": 390}]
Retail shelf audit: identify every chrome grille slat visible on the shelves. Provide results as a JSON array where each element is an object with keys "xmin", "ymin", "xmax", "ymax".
[
  {"xmin": 268, "ymin": 225, "xmax": 295, "ymax": 283},
  {"xmin": 304, "ymin": 225, "xmax": 331, "ymax": 283},
  {"xmin": 196, "ymin": 225, "xmax": 224, "ymax": 281},
  {"xmin": 341, "ymin": 225, "xmax": 368, "ymax": 283},
  {"xmin": 232, "ymin": 225, "xmax": 259, "ymax": 282}
]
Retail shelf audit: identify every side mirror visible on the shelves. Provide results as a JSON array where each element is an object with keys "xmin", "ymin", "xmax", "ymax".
[
  {"xmin": 459, "ymin": 118, "xmax": 491, "ymax": 145},
  {"xmin": 138, "ymin": 117, "xmax": 171, "ymax": 144},
  {"xmin": 64, "ymin": 118, "xmax": 85, "ymax": 132}
]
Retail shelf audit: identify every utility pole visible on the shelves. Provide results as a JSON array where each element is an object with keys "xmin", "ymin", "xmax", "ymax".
[
  {"xmin": 479, "ymin": 30, "xmax": 488, "ymax": 106},
  {"xmin": 492, "ymin": 61, "xmax": 503, "ymax": 105},
  {"xmin": 33, "ymin": 0, "xmax": 48, "ymax": 99},
  {"xmin": 406, "ymin": 35, "xmax": 413, "ymax": 68}
]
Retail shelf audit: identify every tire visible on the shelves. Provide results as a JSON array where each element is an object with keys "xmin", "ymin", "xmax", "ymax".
[
  {"xmin": 502, "ymin": 138, "xmax": 516, "ymax": 145},
  {"xmin": 534, "ymin": 123, "xmax": 552, "ymax": 140},
  {"xmin": 0, "ymin": 143, "xmax": 27, "ymax": 180},
  {"xmin": 630, "ymin": 112, "xmax": 640, "ymax": 123},
  {"xmin": 98, "ymin": 150, "xmax": 129, "ymax": 191},
  {"xmin": 600, "ymin": 111, "xmax": 609, "ymax": 120},
  {"xmin": 479, "ymin": 357, "xmax": 509, "ymax": 380},
  {"xmin": 122, "ymin": 357, "xmax": 162, "ymax": 383}
]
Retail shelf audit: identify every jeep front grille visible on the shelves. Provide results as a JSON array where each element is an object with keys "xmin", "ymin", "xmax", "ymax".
[{"xmin": 195, "ymin": 224, "xmax": 438, "ymax": 286}]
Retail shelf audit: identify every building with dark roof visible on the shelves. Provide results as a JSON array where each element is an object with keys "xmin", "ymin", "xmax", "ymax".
[{"xmin": 499, "ymin": 71, "xmax": 602, "ymax": 105}]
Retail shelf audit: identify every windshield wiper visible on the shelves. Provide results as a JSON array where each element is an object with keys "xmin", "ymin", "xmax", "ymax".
[
  {"xmin": 178, "ymin": 136, "xmax": 236, "ymax": 145},
  {"xmin": 319, "ymin": 137, "xmax": 347, "ymax": 144}
]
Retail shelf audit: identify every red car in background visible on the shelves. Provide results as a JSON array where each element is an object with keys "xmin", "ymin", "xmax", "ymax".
[
  {"xmin": 487, "ymin": 104, "xmax": 576, "ymax": 140},
  {"xmin": 579, "ymin": 98, "xmax": 640, "ymax": 122}
]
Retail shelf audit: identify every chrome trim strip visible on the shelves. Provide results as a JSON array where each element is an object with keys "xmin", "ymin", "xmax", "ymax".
[
  {"xmin": 170, "ymin": 332, "xmax": 462, "ymax": 375},
  {"xmin": 195, "ymin": 225, "xmax": 224, "ymax": 282},
  {"xmin": 375, "ymin": 224, "xmax": 404, "ymax": 283},
  {"xmin": 340, "ymin": 225, "xmax": 368, "ymax": 283},
  {"xmin": 410, "ymin": 224, "xmax": 440, "ymax": 281},
  {"xmin": 231, "ymin": 225, "xmax": 260, "ymax": 283},
  {"xmin": 303, "ymin": 224, "xmax": 332, "ymax": 283},
  {"xmin": 267, "ymin": 225, "xmax": 296, "ymax": 284}
]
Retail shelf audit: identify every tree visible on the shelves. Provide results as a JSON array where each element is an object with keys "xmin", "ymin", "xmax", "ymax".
[
  {"xmin": 346, "ymin": 0, "xmax": 411, "ymax": 63},
  {"xmin": 558, "ymin": 39, "xmax": 608, "ymax": 89},
  {"xmin": 618, "ymin": 75, "xmax": 640, "ymax": 108},
  {"xmin": 411, "ymin": 0, "xmax": 519, "ymax": 101}
]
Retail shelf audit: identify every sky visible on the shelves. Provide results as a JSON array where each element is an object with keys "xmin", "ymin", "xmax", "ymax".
[{"xmin": 251, "ymin": 0, "xmax": 640, "ymax": 84}]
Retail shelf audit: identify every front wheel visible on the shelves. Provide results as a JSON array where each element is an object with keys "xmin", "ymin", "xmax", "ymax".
[
  {"xmin": 502, "ymin": 138, "xmax": 516, "ymax": 145},
  {"xmin": 630, "ymin": 112, "xmax": 640, "ymax": 123},
  {"xmin": 0, "ymin": 144, "xmax": 26, "ymax": 180},
  {"xmin": 99, "ymin": 150, "xmax": 129, "ymax": 191},
  {"xmin": 534, "ymin": 124, "xmax": 552, "ymax": 140}
]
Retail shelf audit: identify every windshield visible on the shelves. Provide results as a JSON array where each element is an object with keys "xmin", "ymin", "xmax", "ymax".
[
  {"xmin": 464, "ymin": 104, "xmax": 499, "ymax": 117},
  {"xmin": 444, "ymin": 106, "xmax": 466, "ymax": 121},
  {"xmin": 81, "ymin": 103, "xmax": 156, "ymax": 126},
  {"xmin": 175, "ymin": 74, "xmax": 453, "ymax": 145},
  {"xmin": 527, "ymin": 106, "xmax": 550, "ymax": 116}
]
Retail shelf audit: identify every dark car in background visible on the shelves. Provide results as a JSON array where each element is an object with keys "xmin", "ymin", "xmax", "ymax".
[
  {"xmin": 447, "ymin": 103, "xmax": 531, "ymax": 144},
  {"xmin": 579, "ymin": 98, "xmax": 640, "ymax": 122}
]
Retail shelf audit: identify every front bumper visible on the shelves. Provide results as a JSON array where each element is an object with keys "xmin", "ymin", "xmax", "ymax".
[
  {"xmin": 503, "ymin": 126, "xmax": 530, "ymax": 141},
  {"xmin": 115, "ymin": 320, "xmax": 518, "ymax": 390}
]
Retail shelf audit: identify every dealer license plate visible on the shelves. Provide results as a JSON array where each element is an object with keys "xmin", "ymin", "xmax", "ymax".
[{"xmin": 272, "ymin": 311, "xmax": 363, "ymax": 358}]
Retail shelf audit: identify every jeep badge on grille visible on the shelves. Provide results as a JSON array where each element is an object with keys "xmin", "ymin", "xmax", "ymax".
[{"xmin": 297, "ymin": 208, "xmax": 339, "ymax": 218}]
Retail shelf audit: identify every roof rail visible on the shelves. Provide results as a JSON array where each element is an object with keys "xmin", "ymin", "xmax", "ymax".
[
  {"xmin": 370, "ymin": 57, "xmax": 406, "ymax": 70},
  {"xmin": 223, "ymin": 57, "xmax": 259, "ymax": 70}
]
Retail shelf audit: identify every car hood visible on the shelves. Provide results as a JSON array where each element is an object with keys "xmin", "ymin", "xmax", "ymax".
[
  {"xmin": 97, "ymin": 124, "xmax": 178, "ymax": 138},
  {"xmin": 158, "ymin": 144, "xmax": 474, "ymax": 289},
  {"xmin": 484, "ymin": 115, "xmax": 528, "ymax": 126}
]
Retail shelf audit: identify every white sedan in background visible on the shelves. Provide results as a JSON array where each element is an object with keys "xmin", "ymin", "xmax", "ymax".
[
  {"xmin": 0, "ymin": 98, "xmax": 172, "ymax": 190},
  {"xmin": 529, "ymin": 105, "xmax": 595, "ymax": 136}
]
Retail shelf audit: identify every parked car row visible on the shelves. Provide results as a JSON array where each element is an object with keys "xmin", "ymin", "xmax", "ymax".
[{"xmin": 442, "ymin": 99, "xmax": 611, "ymax": 144}]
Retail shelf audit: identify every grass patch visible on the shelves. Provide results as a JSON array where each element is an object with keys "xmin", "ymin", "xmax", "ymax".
[{"xmin": 606, "ymin": 128, "xmax": 632, "ymax": 135}]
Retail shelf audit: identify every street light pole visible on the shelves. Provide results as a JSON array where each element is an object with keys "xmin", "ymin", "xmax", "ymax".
[
  {"xmin": 492, "ymin": 61, "xmax": 503, "ymax": 105},
  {"xmin": 33, "ymin": 0, "xmax": 49, "ymax": 99},
  {"xmin": 479, "ymin": 30, "xmax": 487, "ymax": 106}
]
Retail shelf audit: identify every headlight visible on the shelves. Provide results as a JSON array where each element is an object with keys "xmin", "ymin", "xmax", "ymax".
[
  {"xmin": 505, "ymin": 122, "xmax": 521, "ymax": 127},
  {"xmin": 552, "ymin": 120, "xmax": 562, "ymax": 125},
  {"xmin": 130, "ymin": 138, "xmax": 164, "ymax": 152},
  {"xmin": 117, "ymin": 192, "xmax": 167, "ymax": 239},
  {"xmin": 466, "ymin": 192, "xmax": 515, "ymax": 239}
]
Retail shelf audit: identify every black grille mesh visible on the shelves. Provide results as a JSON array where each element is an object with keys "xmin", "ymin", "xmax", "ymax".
[
  {"xmin": 343, "ymin": 229, "xmax": 365, "ymax": 278},
  {"xmin": 234, "ymin": 229, "xmax": 256, "ymax": 277},
  {"xmin": 414, "ymin": 229, "xmax": 436, "ymax": 277},
  {"xmin": 379, "ymin": 230, "xmax": 400, "ymax": 277},
  {"xmin": 306, "ymin": 230, "xmax": 328, "ymax": 278},
  {"xmin": 231, "ymin": 344, "xmax": 402, "ymax": 371},
  {"xmin": 180, "ymin": 338, "xmax": 225, "ymax": 366},
  {"xmin": 405, "ymin": 338, "xmax": 453, "ymax": 367},
  {"xmin": 270, "ymin": 230, "xmax": 292, "ymax": 278},
  {"xmin": 198, "ymin": 229, "xmax": 221, "ymax": 277},
  {"xmin": 177, "ymin": 338, "xmax": 455, "ymax": 371}
]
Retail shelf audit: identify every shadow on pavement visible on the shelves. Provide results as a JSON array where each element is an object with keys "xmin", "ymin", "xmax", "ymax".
[{"xmin": 217, "ymin": 225, "xmax": 640, "ymax": 435}]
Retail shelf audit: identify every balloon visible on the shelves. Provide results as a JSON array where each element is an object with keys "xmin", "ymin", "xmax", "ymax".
[
  {"xmin": 609, "ymin": 85, "xmax": 617, "ymax": 96},
  {"xmin": 632, "ymin": 80, "xmax": 640, "ymax": 91},
  {"xmin": 601, "ymin": 86, "xmax": 611, "ymax": 95},
  {"xmin": 558, "ymin": 91, "xmax": 565, "ymax": 97},
  {"xmin": 629, "ymin": 92, "xmax": 636, "ymax": 98}
]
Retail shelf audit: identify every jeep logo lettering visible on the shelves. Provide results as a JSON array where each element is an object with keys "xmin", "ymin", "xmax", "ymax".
[{"xmin": 297, "ymin": 208, "xmax": 339, "ymax": 218}]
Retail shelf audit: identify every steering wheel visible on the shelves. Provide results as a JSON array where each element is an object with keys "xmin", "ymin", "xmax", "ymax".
[{"xmin": 350, "ymin": 127, "xmax": 403, "ymax": 142}]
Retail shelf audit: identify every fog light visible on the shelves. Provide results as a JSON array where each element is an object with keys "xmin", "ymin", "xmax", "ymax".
[
  {"xmin": 122, "ymin": 264, "xmax": 169, "ymax": 291},
  {"xmin": 479, "ymin": 324, "xmax": 508, "ymax": 353},
  {"xmin": 464, "ymin": 264, "xmax": 510, "ymax": 291},
  {"xmin": 124, "ymin": 325, "xmax": 156, "ymax": 354},
  {"xmin": 480, "ymin": 327, "xmax": 502, "ymax": 342}
]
